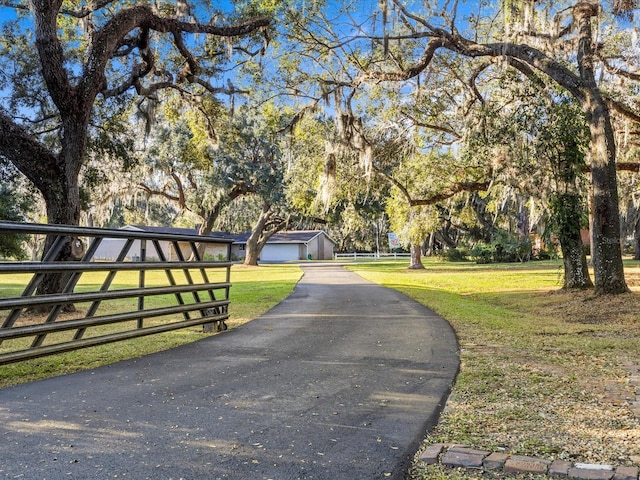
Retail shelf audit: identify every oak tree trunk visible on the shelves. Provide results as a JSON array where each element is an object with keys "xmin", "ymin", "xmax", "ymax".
[
  {"xmin": 574, "ymin": 3, "xmax": 628, "ymax": 294},
  {"xmin": 561, "ymin": 241, "xmax": 592, "ymax": 289},
  {"xmin": 244, "ymin": 204, "xmax": 287, "ymax": 266},
  {"xmin": 408, "ymin": 243, "xmax": 425, "ymax": 269},
  {"xmin": 586, "ymin": 104, "xmax": 628, "ymax": 293},
  {"xmin": 244, "ymin": 233, "xmax": 261, "ymax": 266},
  {"xmin": 37, "ymin": 119, "xmax": 88, "ymax": 299},
  {"xmin": 634, "ymin": 215, "xmax": 640, "ymax": 261},
  {"xmin": 553, "ymin": 193, "xmax": 592, "ymax": 289}
]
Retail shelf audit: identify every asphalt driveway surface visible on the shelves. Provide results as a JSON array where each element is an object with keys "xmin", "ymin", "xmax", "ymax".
[{"xmin": 0, "ymin": 265, "xmax": 459, "ymax": 480}]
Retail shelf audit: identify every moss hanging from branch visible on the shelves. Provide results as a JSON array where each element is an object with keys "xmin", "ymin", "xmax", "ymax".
[{"xmin": 319, "ymin": 152, "xmax": 337, "ymax": 211}]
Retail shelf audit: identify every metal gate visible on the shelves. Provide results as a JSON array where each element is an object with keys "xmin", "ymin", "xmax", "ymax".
[{"xmin": 0, "ymin": 222, "xmax": 233, "ymax": 365}]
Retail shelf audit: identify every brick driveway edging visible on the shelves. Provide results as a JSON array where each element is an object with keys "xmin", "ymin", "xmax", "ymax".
[{"xmin": 420, "ymin": 444, "xmax": 639, "ymax": 479}]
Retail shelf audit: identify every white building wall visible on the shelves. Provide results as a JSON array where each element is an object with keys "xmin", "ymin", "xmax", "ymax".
[
  {"xmin": 306, "ymin": 235, "xmax": 334, "ymax": 260},
  {"xmin": 92, "ymin": 238, "xmax": 170, "ymax": 261}
]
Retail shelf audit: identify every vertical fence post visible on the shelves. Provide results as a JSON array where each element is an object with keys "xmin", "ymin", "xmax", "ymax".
[{"xmin": 137, "ymin": 239, "xmax": 146, "ymax": 328}]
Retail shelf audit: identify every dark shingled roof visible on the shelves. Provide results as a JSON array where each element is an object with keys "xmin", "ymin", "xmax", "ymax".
[
  {"xmin": 230, "ymin": 230, "xmax": 334, "ymax": 245},
  {"xmin": 129, "ymin": 225, "xmax": 233, "ymax": 239}
]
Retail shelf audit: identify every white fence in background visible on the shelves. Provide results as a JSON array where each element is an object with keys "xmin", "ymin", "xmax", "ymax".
[{"xmin": 334, "ymin": 252, "xmax": 411, "ymax": 260}]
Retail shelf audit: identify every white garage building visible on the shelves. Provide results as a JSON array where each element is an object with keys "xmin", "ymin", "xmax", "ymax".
[{"xmin": 231, "ymin": 230, "xmax": 336, "ymax": 262}]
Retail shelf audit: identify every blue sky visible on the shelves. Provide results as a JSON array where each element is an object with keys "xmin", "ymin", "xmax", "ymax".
[{"xmin": 0, "ymin": 5, "xmax": 17, "ymax": 21}]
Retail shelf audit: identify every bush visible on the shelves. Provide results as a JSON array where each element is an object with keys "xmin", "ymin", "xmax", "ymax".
[
  {"xmin": 438, "ymin": 247, "xmax": 470, "ymax": 262},
  {"xmin": 470, "ymin": 244, "xmax": 495, "ymax": 264},
  {"xmin": 470, "ymin": 239, "xmax": 533, "ymax": 264},
  {"xmin": 0, "ymin": 185, "xmax": 32, "ymax": 260}
]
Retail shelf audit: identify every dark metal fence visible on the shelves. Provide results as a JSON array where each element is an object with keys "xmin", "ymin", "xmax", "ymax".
[{"xmin": 0, "ymin": 221, "xmax": 233, "ymax": 365}]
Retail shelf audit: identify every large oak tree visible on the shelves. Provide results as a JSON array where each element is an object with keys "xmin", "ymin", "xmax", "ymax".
[
  {"xmin": 277, "ymin": 1, "xmax": 639, "ymax": 292},
  {"xmin": 0, "ymin": 0, "xmax": 269, "ymax": 297},
  {"xmin": 0, "ymin": 0, "xmax": 270, "ymax": 229},
  {"xmin": 349, "ymin": 0, "xmax": 638, "ymax": 294}
]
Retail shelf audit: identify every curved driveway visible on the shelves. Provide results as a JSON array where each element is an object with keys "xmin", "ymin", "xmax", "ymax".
[{"xmin": 0, "ymin": 265, "xmax": 458, "ymax": 480}]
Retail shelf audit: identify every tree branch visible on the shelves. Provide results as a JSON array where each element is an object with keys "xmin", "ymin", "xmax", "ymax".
[
  {"xmin": 0, "ymin": 111, "xmax": 59, "ymax": 192},
  {"xmin": 89, "ymin": 7, "xmax": 269, "ymax": 100},
  {"xmin": 408, "ymin": 178, "xmax": 492, "ymax": 206},
  {"xmin": 170, "ymin": 171, "xmax": 188, "ymax": 209},
  {"xmin": 400, "ymin": 110, "xmax": 461, "ymax": 139},
  {"xmin": 172, "ymin": 28, "xmax": 200, "ymax": 78},
  {"xmin": 31, "ymin": 0, "xmax": 73, "ymax": 114},
  {"xmin": 0, "ymin": 0, "xmax": 119, "ymax": 18},
  {"xmin": 584, "ymin": 162, "xmax": 640, "ymax": 173},
  {"xmin": 598, "ymin": 55, "xmax": 640, "ymax": 82},
  {"xmin": 372, "ymin": 165, "xmax": 415, "ymax": 204},
  {"xmin": 373, "ymin": 163, "xmax": 492, "ymax": 206},
  {"xmin": 360, "ymin": 37, "xmax": 448, "ymax": 82},
  {"xmin": 137, "ymin": 183, "xmax": 181, "ymax": 205},
  {"xmin": 605, "ymin": 96, "xmax": 640, "ymax": 125},
  {"xmin": 357, "ymin": 23, "xmax": 586, "ymax": 103},
  {"xmin": 229, "ymin": 181, "xmax": 256, "ymax": 200},
  {"xmin": 615, "ymin": 162, "xmax": 640, "ymax": 172}
]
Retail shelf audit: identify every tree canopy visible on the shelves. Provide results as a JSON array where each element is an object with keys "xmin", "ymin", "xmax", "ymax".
[
  {"xmin": 1, "ymin": 0, "xmax": 640, "ymax": 294},
  {"xmin": 275, "ymin": 0, "xmax": 640, "ymax": 293},
  {"xmin": 0, "ymin": 0, "xmax": 270, "ymax": 227}
]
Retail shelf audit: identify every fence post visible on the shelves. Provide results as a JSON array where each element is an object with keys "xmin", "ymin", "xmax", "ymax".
[{"xmin": 137, "ymin": 239, "xmax": 146, "ymax": 328}]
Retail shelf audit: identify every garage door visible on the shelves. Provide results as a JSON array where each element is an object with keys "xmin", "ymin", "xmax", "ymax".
[{"xmin": 260, "ymin": 244, "xmax": 300, "ymax": 261}]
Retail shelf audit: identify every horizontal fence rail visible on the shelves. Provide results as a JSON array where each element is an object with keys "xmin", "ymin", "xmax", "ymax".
[
  {"xmin": 0, "ymin": 221, "xmax": 233, "ymax": 365},
  {"xmin": 334, "ymin": 252, "xmax": 411, "ymax": 260}
]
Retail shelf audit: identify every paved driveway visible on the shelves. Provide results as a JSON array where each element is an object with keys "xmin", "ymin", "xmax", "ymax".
[{"xmin": 0, "ymin": 265, "xmax": 459, "ymax": 480}]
